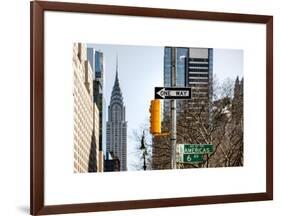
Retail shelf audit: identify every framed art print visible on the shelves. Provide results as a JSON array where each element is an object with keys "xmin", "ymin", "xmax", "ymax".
[{"xmin": 30, "ymin": 1, "xmax": 273, "ymax": 215}]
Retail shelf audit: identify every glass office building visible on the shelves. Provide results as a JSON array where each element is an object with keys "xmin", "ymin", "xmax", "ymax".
[
  {"xmin": 163, "ymin": 47, "xmax": 213, "ymax": 120},
  {"xmin": 87, "ymin": 47, "xmax": 107, "ymax": 171}
]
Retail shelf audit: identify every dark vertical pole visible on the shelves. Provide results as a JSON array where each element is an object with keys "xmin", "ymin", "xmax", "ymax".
[
  {"xmin": 143, "ymin": 153, "xmax": 146, "ymax": 171},
  {"xmin": 171, "ymin": 47, "xmax": 177, "ymax": 169}
]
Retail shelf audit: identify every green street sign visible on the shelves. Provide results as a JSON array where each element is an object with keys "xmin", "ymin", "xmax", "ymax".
[
  {"xmin": 177, "ymin": 144, "xmax": 213, "ymax": 155},
  {"xmin": 178, "ymin": 154, "xmax": 204, "ymax": 163}
]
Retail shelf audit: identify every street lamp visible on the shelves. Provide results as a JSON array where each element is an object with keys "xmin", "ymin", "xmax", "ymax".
[{"xmin": 140, "ymin": 130, "xmax": 147, "ymax": 171}]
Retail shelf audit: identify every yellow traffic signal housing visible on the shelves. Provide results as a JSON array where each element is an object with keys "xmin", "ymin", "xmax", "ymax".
[{"xmin": 149, "ymin": 99, "xmax": 161, "ymax": 135}]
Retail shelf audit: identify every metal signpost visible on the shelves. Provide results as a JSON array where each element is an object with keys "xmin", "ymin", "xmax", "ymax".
[
  {"xmin": 154, "ymin": 85, "xmax": 192, "ymax": 168},
  {"xmin": 153, "ymin": 48, "xmax": 193, "ymax": 169},
  {"xmin": 170, "ymin": 47, "xmax": 177, "ymax": 169}
]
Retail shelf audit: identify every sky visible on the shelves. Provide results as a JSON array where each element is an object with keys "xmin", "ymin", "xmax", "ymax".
[
  {"xmin": 88, "ymin": 43, "xmax": 243, "ymax": 171},
  {"xmin": 213, "ymin": 49, "xmax": 244, "ymax": 83}
]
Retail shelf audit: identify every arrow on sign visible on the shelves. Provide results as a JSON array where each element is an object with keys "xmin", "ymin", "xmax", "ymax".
[{"xmin": 155, "ymin": 87, "xmax": 192, "ymax": 99}]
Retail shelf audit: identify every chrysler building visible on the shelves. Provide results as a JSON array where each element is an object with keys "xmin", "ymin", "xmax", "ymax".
[{"xmin": 106, "ymin": 58, "xmax": 127, "ymax": 171}]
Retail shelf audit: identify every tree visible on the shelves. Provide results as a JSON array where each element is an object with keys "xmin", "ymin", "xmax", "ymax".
[
  {"xmin": 130, "ymin": 122, "xmax": 153, "ymax": 171},
  {"xmin": 151, "ymin": 77, "xmax": 244, "ymax": 169}
]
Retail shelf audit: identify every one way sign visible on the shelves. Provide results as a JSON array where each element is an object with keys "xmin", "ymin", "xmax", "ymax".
[{"xmin": 154, "ymin": 87, "xmax": 192, "ymax": 99}]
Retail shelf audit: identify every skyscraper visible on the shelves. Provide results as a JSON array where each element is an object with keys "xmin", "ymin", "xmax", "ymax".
[
  {"xmin": 186, "ymin": 48, "xmax": 213, "ymax": 121},
  {"xmin": 73, "ymin": 43, "xmax": 98, "ymax": 173},
  {"xmin": 87, "ymin": 47, "xmax": 106, "ymax": 172},
  {"xmin": 163, "ymin": 47, "xmax": 213, "ymax": 120},
  {"xmin": 106, "ymin": 59, "xmax": 127, "ymax": 171}
]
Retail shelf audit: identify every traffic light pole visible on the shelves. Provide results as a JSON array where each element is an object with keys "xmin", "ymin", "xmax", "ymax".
[{"xmin": 171, "ymin": 47, "xmax": 177, "ymax": 169}]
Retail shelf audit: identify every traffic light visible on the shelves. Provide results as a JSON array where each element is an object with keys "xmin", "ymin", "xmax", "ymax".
[{"xmin": 149, "ymin": 99, "xmax": 161, "ymax": 135}]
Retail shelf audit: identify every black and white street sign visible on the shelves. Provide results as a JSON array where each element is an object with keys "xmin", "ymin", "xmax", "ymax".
[{"xmin": 154, "ymin": 87, "xmax": 192, "ymax": 99}]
